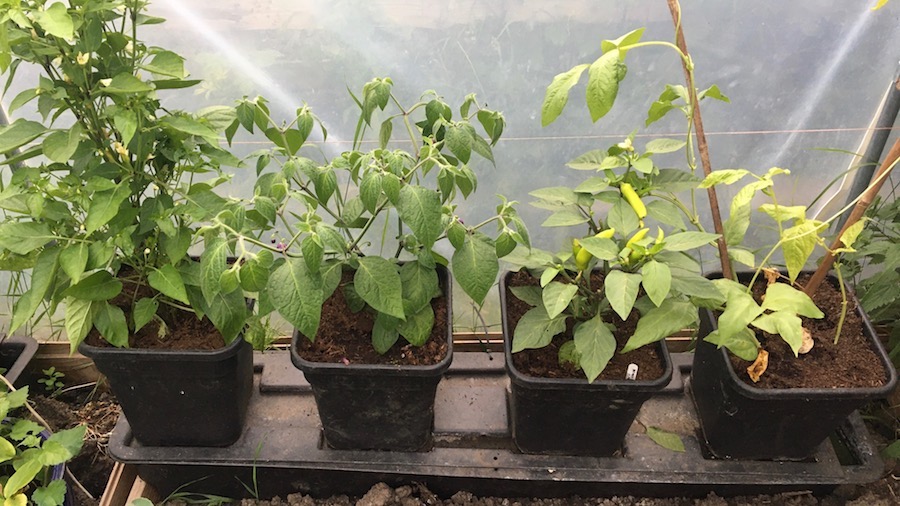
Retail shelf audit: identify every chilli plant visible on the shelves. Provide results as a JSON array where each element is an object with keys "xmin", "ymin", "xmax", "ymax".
[
  {"xmin": 0, "ymin": 0, "xmax": 251, "ymax": 350},
  {"xmin": 208, "ymin": 78, "xmax": 529, "ymax": 353}
]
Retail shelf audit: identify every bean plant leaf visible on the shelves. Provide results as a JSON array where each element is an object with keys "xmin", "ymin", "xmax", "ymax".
[
  {"xmin": 541, "ymin": 64, "xmax": 589, "ymax": 126},
  {"xmin": 752, "ymin": 312, "xmax": 803, "ymax": 356},
  {"xmin": 641, "ymin": 260, "xmax": 671, "ymax": 307},
  {"xmin": 704, "ymin": 328, "xmax": 760, "ymax": 361},
  {"xmin": 586, "ymin": 49, "xmax": 623, "ymax": 122},
  {"xmin": 622, "ymin": 299, "xmax": 696, "ymax": 353},
  {"xmin": 759, "ymin": 283, "xmax": 824, "ymax": 318},
  {"xmin": 647, "ymin": 427, "xmax": 685, "ymax": 452},
  {"xmin": 758, "ymin": 204, "xmax": 806, "ymax": 223},
  {"xmin": 839, "ymin": 219, "xmax": 866, "ymax": 250},
  {"xmin": 782, "ymin": 220, "xmax": 824, "ymax": 283},
  {"xmin": 452, "ymin": 233, "xmax": 498, "ymax": 305},
  {"xmin": 542, "ymin": 281, "xmax": 578, "ymax": 319},
  {"xmin": 605, "ymin": 270, "xmax": 641, "ymax": 320},
  {"xmin": 355, "ymin": 257, "xmax": 405, "ymax": 320},
  {"xmin": 574, "ymin": 314, "xmax": 616, "ymax": 383},
  {"xmin": 512, "ymin": 307, "xmax": 567, "ymax": 352},
  {"xmin": 268, "ymin": 261, "xmax": 320, "ymax": 341},
  {"xmin": 725, "ymin": 180, "xmax": 771, "ymax": 247},
  {"xmin": 716, "ymin": 290, "xmax": 763, "ymax": 341},
  {"xmin": 699, "ymin": 169, "xmax": 750, "ymax": 188},
  {"xmin": 148, "ymin": 264, "xmax": 190, "ymax": 305},
  {"xmin": 397, "ymin": 185, "xmax": 442, "ymax": 248}
]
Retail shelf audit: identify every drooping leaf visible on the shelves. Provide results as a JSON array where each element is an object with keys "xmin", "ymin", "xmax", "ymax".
[
  {"xmin": 782, "ymin": 220, "xmax": 824, "ymax": 283},
  {"xmin": 586, "ymin": 49, "xmax": 623, "ymax": 122},
  {"xmin": 206, "ymin": 286, "xmax": 250, "ymax": 344},
  {"xmin": 9, "ymin": 246, "xmax": 59, "ymax": 334},
  {"xmin": 752, "ymin": 312, "xmax": 804, "ymax": 356},
  {"xmin": 64, "ymin": 298, "xmax": 95, "ymax": 352},
  {"xmin": 759, "ymin": 283, "xmax": 824, "ymax": 318}
]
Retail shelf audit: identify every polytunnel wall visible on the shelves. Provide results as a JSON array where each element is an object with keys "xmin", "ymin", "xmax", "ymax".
[{"xmin": 3, "ymin": 0, "xmax": 899, "ymax": 333}]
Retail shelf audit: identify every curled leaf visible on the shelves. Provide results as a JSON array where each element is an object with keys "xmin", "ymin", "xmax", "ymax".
[
  {"xmin": 747, "ymin": 348, "xmax": 769, "ymax": 383},
  {"xmin": 798, "ymin": 327, "xmax": 814, "ymax": 354}
]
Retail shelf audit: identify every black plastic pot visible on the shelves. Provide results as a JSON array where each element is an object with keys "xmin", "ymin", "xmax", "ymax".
[
  {"xmin": 499, "ymin": 271, "xmax": 674, "ymax": 456},
  {"xmin": 0, "ymin": 334, "xmax": 38, "ymax": 386},
  {"xmin": 691, "ymin": 272, "xmax": 898, "ymax": 460},
  {"xmin": 289, "ymin": 265, "xmax": 453, "ymax": 451},
  {"xmin": 80, "ymin": 335, "xmax": 253, "ymax": 447}
]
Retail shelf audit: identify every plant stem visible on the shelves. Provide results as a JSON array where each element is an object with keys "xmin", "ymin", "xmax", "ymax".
[
  {"xmin": 666, "ymin": 0, "xmax": 733, "ymax": 279},
  {"xmin": 833, "ymin": 262, "xmax": 848, "ymax": 345},
  {"xmin": 804, "ymin": 138, "xmax": 900, "ymax": 295}
]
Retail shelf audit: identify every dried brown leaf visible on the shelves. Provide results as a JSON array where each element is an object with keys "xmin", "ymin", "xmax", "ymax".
[
  {"xmin": 747, "ymin": 348, "xmax": 769, "ymax": 382},
  {"xmin": 763, "ymin": 268, "xmax": 780, "ymax": 286},
  {"xmin": 798, "ymin": 326, "xmax": 814, "ymax": 354}
]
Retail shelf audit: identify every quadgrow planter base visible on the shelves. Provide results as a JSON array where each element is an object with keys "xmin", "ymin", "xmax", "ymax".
[{"xmin": 108, "ymin": 351, "xmax": 885, "ymax": 499}]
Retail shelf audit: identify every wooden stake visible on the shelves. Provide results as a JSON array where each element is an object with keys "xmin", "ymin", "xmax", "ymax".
[
  {"xmin": 666, "ymin": 0, "xmax": 733, "ymax": 280},
  {"xmin": 804, "ymin": 138, "xmax": 900, "ymax": 296}
]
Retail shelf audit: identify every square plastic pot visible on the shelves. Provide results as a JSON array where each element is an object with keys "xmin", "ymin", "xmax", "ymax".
[
  {"xmin": 0, "ymin": 334, "xmax": 38, "ymax": 386},
  {"xmin": 499, "ymin": 271, "xmax": 674, "ymax": 456},
  {"xmin": 80, "ymin": 335, "xmax": 253, "ymax": 447},
  {"xmin": 289, "ymin": 264, "xmax": 453, "ymax": 451},
  {"xmin": 691, "ymin": 272, "xmax": 898, "ymax": 460}
]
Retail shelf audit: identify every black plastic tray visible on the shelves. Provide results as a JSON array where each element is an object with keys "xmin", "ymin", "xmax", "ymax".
[
  {"xmin": 0, "ymin": 334, "xmax": 39, "ymax": 386},
  {"xmin": 108, "ymin": 351, "xmax": 885, "ymax": 499}
]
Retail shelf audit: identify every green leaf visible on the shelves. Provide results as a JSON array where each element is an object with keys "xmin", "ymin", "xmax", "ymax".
[
  {"xmin": 0, "ymin": 120, "xmax": 45, "ymax": 155},
  {"xmin": 133, "ymin": 297, "xmax": 158, "ymax": 333},
  {"xmin": 645, "ymin": 200, "xmax": 686, "ymax": 230},
  {"xmin": 400, "ymin": 261, "xmax": 440, "ymax": 314},
  {"xmin": 510, "ymin": 286, "xmax": 542, "ymax": 307},
  {"xmin": 542, "ymin": 282, "xmax": 578, "ymax": 319},
  {"xmin": 46, "ymin": 424, "xmax": 85, "ymax": 460},
  {"xmin": 397, "ymin": 186, "xmax": 442, "ymax": 248},
  {"xmin": 541, "ymin": 209, "xmax": 589, "ymax": 228},
  {"xmin": 700, "ymin": 169, "xmax": 750, "ymax": 188},
  {"xmin": 622, "ymin": 299, "xmax": 696, "ymax": 353},
  {"xmin": 752, "ymin": 312, "xmax": 804, "ymax": 356},
  {"xmin": 34, "ymin": 3, "xmax": 74, "ymax": 39},
  {"xmin": 0, "ymin": 222, "xmax": 54, "ymax": 255},
  {"xmin": 663, "ymin": 231, "xmax": 719, "ymax": 252},
  {"xmin": 759, "ymin": 283, "xmax": 824, "ymax": 318},
  {"xmin": 579, "ymin": 236, "xmax": 619, "ymax": 261},
  {"xmin": 586, "ymin": 49, "xmax": 623, "ymax": 122},
  {"xmin": 162, "ymin": 116, "xmax": 219, "ymax": 140},
  {"xmin": 632, "ymin": 157, "xmax": 654, "ymax": 174},
  {"xmin": 64, "ymin": 270, "xmax": 122, "ymax": 301},
  {"xmin": 540, "ymin": 267, "xmax": 559, "ymax": 287},
  {"xmin": 644, "ymin": 138, "xmax": 686, "ymax": 154},
  {"xmin": 10, "ymin": 246, "xmax": 59, "ymax": 334},
  {"xmin": 728, "ymin": 247, "xmax": 756, "ymax": 268},
  {"xmin": 64, "ymin": 298, "xmax": 94, "ymax": 353},
  {"xmin": 102, "ymin": 74, "xmax": 154, "ymax": 95},
  {"xmin": 839, "ymin": 219, "xmax": 866, "ymax": 250},
  {"xmin": 640, "ymin": 261, "xmax": 671, "ymax": 307},
  {"xmin": 724, "ymin": 179, "xmax": 771, "ymax": 247},
  {"xmin": 607, "ymin": 198, "xmax": 639, "ymax": 236},
  {"xmin": 148, "ymin": 264, "xmax": 190, "ymax": 305},
  {"xmin": 4, "ymin": 458, "xmax": 41, "ymax": 497},
  {"xmin": 647, "ymin": 427, "xmax": 685, "ymax": 452},
  {"xmin": 270, "ymin": 258, "xmax": 323, "ymax": 340},
  {"xmin": 529, "ymin": 187, "xmax": 586, "ymax": 206},
  {"xmin": 716, "ymin": 289, "xmax": 763, "ymax": 341},
  {"xmin": 566, "ymin": 149, "xmax": 611, "ymax": 171},
  {"xmin": 0, "ymin": 438, "xmax": 15, "ymax": 463},
  {"xmin": 704, "ymin": 328, "xmax": 759, "ymax": 361},
  {"xmin": 359, "ymin": 171, "xmax": 382, "ymax": 213},
  {"xmin": 445, "ymin": 124, "xmax": 472, "ymax": 164},
  {"xmin": 239, "ymin": 256, "xmax": 270, "ymax": 292},
  {"xmin": 782, "ymin": 220, "xmax": 824, "ymax": 283},
  {"xmin": 41, "ymin": 124, "xmax": 82, "ymax": 163},
  {"xmin": 85, "ymin": 184, "xmax": 130, "ymax": 234},
  {"xmin": 699, "ymin": 84, "xmax": 730, "ymax": 102},
  {"xmin": 605, "ymin": 270, "xmax": 642, "ymax": 320},
  {"xmin": 378, "ymin": 119, "xmax": 393, "ymax": 149},
  {"xmin": 452, "ymin": 233, "xmax": 499, "ymax": 305},
  {"xmin": 141, "ymin": 50, "xmax": 186, "ymax": 78},
  {"xmin": 355, "ymin": 257, "xmax": 405, "ymax": 320},
  {"xmin": 670, "ymin": 272, "xmax": 723, "ymax": 304},
  {"xmin": 200, "ymin": 237, "xmax": 229, "ymax": 303},
  {"xmin": 575, "ymin": 177, "xmax": 609, "ymax": 194},
  {"xmin": 654, "ymin": 169, "xmax": 703, "ymax": 192},
  {"xmin": 94, "ymin": 302, "xmax": 128, "ymax": 347},
  {"xmin": 58, "ymin": 242, "xmax": 88, "ymax": 283},
  {"xmin": 32, "ymin": 480, "xmax": 66, "ymax": 506},
  {"xmin": 511, "ymin": 307, "xmax": 567, "ymax": 352},
  {"xmin": 206, "ymin": 287, "xmax": 250, "ymax": 344},
  {"xmin": 541, "ymin": 64, "xmax": 589, "ymax": 126},
  {"xmin": 758, "ymin": 204, "xmax": 806, "ymax": 223},
  {"xmin": 574, "ymin": 314, "xmax": 616, "ymax": 382},
  {"xmin": 399, "ymin": 304, "xmax": 435, "ymax": 346},
  {"xmin": 372, "ymin": 312, "xmax": 400, "ymax": 354},
  {"xmin": 301, "ymin": 235, "xmax": 324, "ymax": 273}
]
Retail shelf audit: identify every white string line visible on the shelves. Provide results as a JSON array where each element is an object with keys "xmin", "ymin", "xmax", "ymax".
[{"xmin": 227, "ymin": 126, "xmax": 900, "ymax": 145}]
